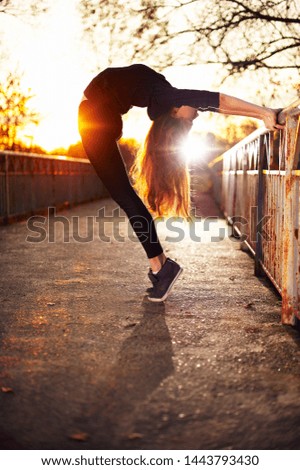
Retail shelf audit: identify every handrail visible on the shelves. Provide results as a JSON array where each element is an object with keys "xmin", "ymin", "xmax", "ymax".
[
  {"xmin": 220, "ymin": 99, "xmax": 300, "ymax": 325},
  {"xmin": 277, "ymin": 98, "xmax": 300, "ymax": 125},
  {"xmin": 0, "ymin": 149, "xmax": 89, "ymax": 164},
  {"xmin": 0, "ymin": 150, "xmax": 104, "ymax": 224}
]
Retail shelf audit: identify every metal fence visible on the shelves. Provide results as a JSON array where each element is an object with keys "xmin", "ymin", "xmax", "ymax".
[
  {"xmin": 221, "ymin": 99, "xmax": 300, "ymax": 325},
  {"xmin": 0, "ymin": 151, "xmax": 105, "ymax": 224}
]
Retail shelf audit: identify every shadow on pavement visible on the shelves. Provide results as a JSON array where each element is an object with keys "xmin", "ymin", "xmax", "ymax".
[{"xmin": 88, "ymin": 300, "xmax": 174, "ymax": 448}]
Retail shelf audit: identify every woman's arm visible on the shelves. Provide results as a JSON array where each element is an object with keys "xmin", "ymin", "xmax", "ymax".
[{"xmin": 219, "ymin": 93, "xmax": 284, "ymax": 131}]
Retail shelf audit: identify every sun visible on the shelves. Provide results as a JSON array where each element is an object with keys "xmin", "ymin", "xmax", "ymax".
[{"xmin": 181, "ymin": 133, "xmax": 211, "ymax": 163}]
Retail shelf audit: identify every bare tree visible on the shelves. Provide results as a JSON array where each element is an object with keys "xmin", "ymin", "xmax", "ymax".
[
  {"xmin": 0, "ymin": 72, "xmax": 40, "ymax": 150},
  {"xmin": 184, "ymin": 0, "xmax": 300, "ymax": 74},
  {"xmin": 0, "ymin": 0, "xmax": 48, "ymax": 19},
  {"xmin": 79, "ymin": 0, "xmax": 300, "ymax": 76},
  {"xmin": 78, "ymin": 0, "xmax": 145, "ymax": 68}
]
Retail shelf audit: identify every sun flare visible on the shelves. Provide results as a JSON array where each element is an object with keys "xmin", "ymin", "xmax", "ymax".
[{"xmin": 181, "ymin": 133, "xmax": 210, "ymax": 163}]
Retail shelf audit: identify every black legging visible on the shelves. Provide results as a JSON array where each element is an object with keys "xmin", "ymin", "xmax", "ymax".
[{"xmin": 78, "ymin": 96, "xmax": 163, "ymax": 259}]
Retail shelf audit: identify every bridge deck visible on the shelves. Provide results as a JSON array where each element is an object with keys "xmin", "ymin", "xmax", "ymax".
[{"xmin": 0, "ymin": 197, "xmax": 300, "ymax": 449}]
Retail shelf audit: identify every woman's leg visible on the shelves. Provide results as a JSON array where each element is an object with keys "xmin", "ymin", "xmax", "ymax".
[{"xmin": 78, "ymin": 100, "xmax": 164, "ymax": 262}]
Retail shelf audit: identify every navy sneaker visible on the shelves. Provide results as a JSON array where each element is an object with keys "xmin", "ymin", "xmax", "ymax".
[
  {"xmin": 145, "ymin": 269, "xmax": 156, "ymax": 294},
  {"xmin": 147, "ymin": 258, "xmax": 182, "ymax": 302}
]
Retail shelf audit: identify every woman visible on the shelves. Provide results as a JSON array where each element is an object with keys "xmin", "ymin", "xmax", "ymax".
[{"xmin": 78, "ymin": 64, "xmax": 282, "ymax": 302}]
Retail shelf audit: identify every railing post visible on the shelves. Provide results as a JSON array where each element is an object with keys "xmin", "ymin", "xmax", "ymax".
[
  {"xmin": 278, "ymin": 99, "xmax": 300, "ymax": 125},
  {"xmin": 281, "ymin": 111, "xmax": 299, "ymax": 325},
  {"xmin": 254, "ymin": 135, "xmax": 265, "ymax": 277},
  {"xmin": 4, "ymin": 153, "xmax": 10, "ymax": 223}
]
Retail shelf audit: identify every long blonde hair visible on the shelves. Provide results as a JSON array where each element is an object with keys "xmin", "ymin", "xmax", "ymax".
[{"xmin": 130, "ymin": 111, "xmax": 191, "ymax": 218}]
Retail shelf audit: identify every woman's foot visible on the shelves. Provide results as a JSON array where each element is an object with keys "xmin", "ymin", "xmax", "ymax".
[
  {"xmin": 145, "ymin": 269, "xmax": 156, "ymax": 294},
  {"xmin": 147, "ymin": 258, "xmax": 182, "ymax": 302}
]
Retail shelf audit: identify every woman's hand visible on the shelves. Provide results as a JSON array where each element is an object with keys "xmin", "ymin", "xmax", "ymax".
[{"xmin": 262, "ymin": 108, "xmax": 285, "ymax": 131}]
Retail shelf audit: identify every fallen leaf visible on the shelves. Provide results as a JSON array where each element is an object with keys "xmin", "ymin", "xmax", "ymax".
[
  {"xmin": 1, "ymin": 387, "xmax": 14, "ymax": 393},
  {"xmin": 124, "ymin": 323, "xmax": 137, "ymax": 329},
  {"xmin": 69, "ymin": 432, "xmax": 89, "ymax": 442},
  {"xmin": 127, "ymin": 433, "xmax": 143, "ymax": 440}
]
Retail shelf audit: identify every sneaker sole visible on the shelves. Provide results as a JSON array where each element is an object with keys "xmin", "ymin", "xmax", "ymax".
[{"xmin": 147, "ymin": 267, "xmax": 183, "ymax": 303}]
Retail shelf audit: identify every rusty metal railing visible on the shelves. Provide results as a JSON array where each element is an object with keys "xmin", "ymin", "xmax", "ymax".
[
  {"xmin": 0, "ymin": 151, "xmax": 105, "ymax": 224},
  {"xmin": 221, "ymin": 99, "xmax": 300, "ymax": 325}
]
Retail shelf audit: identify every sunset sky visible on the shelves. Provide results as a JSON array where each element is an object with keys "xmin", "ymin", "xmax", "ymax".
[{"xmin": 0, "ymin": 0, "xmax": 298, "ymax": 152}]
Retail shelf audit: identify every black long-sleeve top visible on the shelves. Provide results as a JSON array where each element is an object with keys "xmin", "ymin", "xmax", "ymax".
[{"xmin": 84, "ymin": 64, "xmax": 220, "ymax": 121}]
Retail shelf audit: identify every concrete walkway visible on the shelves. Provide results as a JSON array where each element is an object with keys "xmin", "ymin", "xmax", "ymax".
[{"xmin": 0, "ymin": 196, "xmax": 300, "ymax": 450}]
